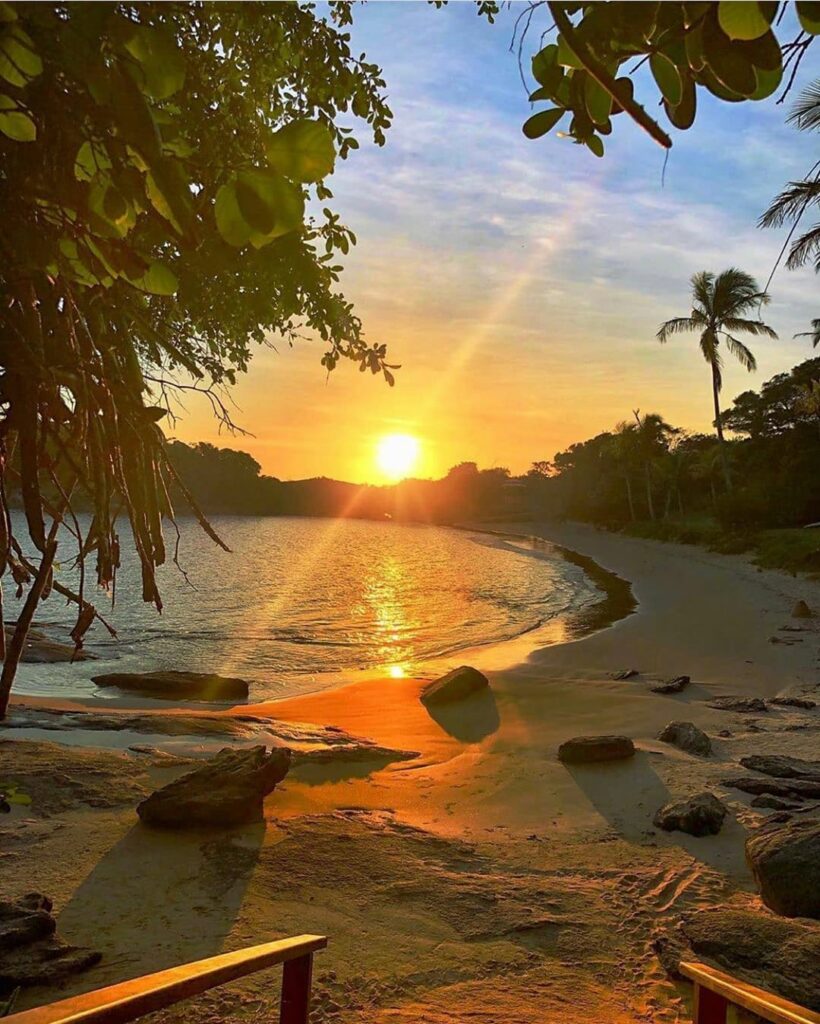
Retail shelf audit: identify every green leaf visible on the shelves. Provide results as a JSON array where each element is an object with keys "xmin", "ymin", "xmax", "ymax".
[
  {"xmin": 215, "ymin": 171, "xmax": 304, "ymax": 248},
  {"xmin": 265, "ymin": 119, "xmax": 335, "ymax": 183},
  {"xmin": 717, "ymin": 2, "xmax": 770, "ymax": 40},
  {"xmin": 738, "ymin": 29, "xmax": 781, "ymax": 71},
  {"xmin": 664, "ymin": 75, "xmax": 697, "ymax": 129},
  {"xmin": 556, "ymin": 34, "xmax": 583, "ymax": 69},
  {"xmin": 74, "ymin": 140, "xmax": 112, "ymax": 181},
  {"xmin": 585, "ymin": 134, "xmax": 604, "ymax": 158},
  {"xmin": 750, "ymin": 62, "xmax": 782, "ymax": 100},
  {"xmin": 122, "ymin": 25, "xmax": 185, "ymax": 99},
  {"xmin": 532, "ymin": 44, "xmax": 562, "ymax": 91},
  {"xmin": 584, "ymin": 76, "xmax": 612, "ymax": 126},
  {"xmin": 0, "ymin": 3, "xmax": 17, "ymax": 22},
  {"xmin": 0, "ymin": 23, "xmax": 41, "ymax": 87},
  {"xmin": 797, "ymin": 1, "xmax": 820, "ymax": 33},
  {"xmin": 0, "ymin": 95, "xmax": 34, "ymax": 140},
  {"xmin": 685, "ymin": 22, "xmax": 707, "ymax": 71},
  {"xmin": 703, "ymin": 30, "xmax": 758, "ymax": 96},
  {"xmin": 522, "ymin": 107, "xmax": 565, "ymax": 139},
  {"xmin": 650, "ymin": 52, "xmax": 683, "ymax": 106},
  {"xmin": 128, "ymin": 260, "xmax": 178, "ymax": 296}
]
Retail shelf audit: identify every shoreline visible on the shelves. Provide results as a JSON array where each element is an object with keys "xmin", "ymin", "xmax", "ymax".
[{"xmin": 3, "ymin": 523, "xmax": 820, "ymax": 1021}]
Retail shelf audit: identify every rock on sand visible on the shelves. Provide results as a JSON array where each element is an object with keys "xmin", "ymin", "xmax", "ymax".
[
  {"xmin": 557, "ymin": 735, "xmax": 635, "ymax": 764},
  {"xmin": 420, "ymin": 666, "xmax": 489, "ymax": 706},
  {"xmin": 92, "ymin": 670, "xmax": 250, "ymax": 701},
  {"xmin": 746, "ymin": 817, "xmax": 820, "ymax": 919},
  {"xmin": 653, "ymin": 792, "xmax": 727, "ymax": 837}
]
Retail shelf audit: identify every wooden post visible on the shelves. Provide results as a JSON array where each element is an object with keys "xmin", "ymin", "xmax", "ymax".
[
  {"xmin": 279, "ymin": 952, "xmax": 314, "ymax": 1024},
  {"xmin": 694, "ymin": 982, "xmax": 728, "ymax": 1024}
]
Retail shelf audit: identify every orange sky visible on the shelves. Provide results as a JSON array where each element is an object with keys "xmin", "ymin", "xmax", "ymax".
[{"xmin": 169, "ymin": 4, "xmax": 819, "ymax": 486}]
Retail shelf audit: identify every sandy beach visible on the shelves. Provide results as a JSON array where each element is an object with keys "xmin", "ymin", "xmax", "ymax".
[{"xmin": 2, "ymin": 522, "xmax": 819, "ymax": 1023}]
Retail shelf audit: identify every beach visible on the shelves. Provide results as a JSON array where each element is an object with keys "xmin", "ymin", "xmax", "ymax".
[{"xmin": 2, "ymin": 522, "xmax": 819, "ymax": 1023}]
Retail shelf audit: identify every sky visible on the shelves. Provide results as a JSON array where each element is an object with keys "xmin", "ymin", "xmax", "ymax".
[{"xmin": 173, "ymin": 2, "xmax": 820, "ymax": 484}]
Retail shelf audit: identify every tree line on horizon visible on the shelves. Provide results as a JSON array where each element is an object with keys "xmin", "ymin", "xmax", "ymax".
[{"xmin": 164, "ymin": 350, "xmax": 820, "ymax": 533}]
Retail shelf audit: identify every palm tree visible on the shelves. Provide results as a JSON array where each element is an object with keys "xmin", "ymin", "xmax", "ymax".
[
  {"xmin": 631, "ymin": 410, "xmax": 677, "ymax": 520},
  {"xmin": 656, "ymin": 269, "xmax": 777, "ymax": 489}
]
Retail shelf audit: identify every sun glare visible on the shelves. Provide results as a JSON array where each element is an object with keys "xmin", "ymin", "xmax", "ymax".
[{"xmin": 376, "ymin": 433, "xmax": 420, "ymax": 481}]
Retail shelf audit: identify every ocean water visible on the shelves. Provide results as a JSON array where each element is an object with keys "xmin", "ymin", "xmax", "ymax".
[{"xmin": 7, "ymin": 516, "xmax": 602, "ymax": 702}]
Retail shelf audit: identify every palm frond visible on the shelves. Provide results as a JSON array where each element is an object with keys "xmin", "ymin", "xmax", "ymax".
[
  {"xmin": 713, "ymin": 267, "xmax": 766, "ymax": 317},
  {"xmin": 690, "ymin": 271, "xmax": 714, "ymax": 313},
  {"xmin": 759, "ymin": 179, "xmax": 820, "ymax": 229},
  {"xmin": 721, "ymin": 317, "xmax": 778, "ymax": 339},
  {"xmin": 656, "ymin": 315, "xmax": 700, "ymax": 342},
  {"xmin": 787, "ymin": 79, "xmax": 820, "ymax": 132},
  {"xmin": 784, "ymin": 222, "xmax": 820, "ymax": 269},
  {"xmin": 700, "ymin": 329, "xmax": 723, "ymax": 389},
  {"xmin": 724, "ymin": 334, "xmax": 758, "ymax": 372},
  {"xmin": 794, "ymin": 317, "xmax": 820, "ymax": 348}
]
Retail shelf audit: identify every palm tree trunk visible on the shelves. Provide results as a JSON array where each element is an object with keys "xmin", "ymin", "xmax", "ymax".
[
  {"xmin": 711, "ymin": 363, "xmax": 732, "ymax": 492},
  {"xmin": 710, "ymin": 477, "xmax": 717, "ymax": 509},
  {"xmin": 644, "ymin": 462, "xmax": 655, "ymax": 520}
]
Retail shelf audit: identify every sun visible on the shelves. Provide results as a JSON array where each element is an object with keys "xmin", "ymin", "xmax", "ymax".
[{"xmin": 376, "ymin": 433, "xmax": 420, "ymax": 481}]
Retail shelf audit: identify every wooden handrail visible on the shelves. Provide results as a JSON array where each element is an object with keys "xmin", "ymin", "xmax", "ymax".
[
  {"xmin": 680, "ymin": 961, "xmax": 820, "ymax": 1024},
  {"xmin": 4, "ymin": 934, "xmax": 327, "ymax": 1024}
]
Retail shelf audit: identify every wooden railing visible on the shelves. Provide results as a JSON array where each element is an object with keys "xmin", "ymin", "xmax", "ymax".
[
  {"xmin": 3, "ymin": 934, "xmax": 327, "ymax": 1024},
  {"xmin": 680, "ymin": 961, "xmax": 820, "ymax": 1024}
]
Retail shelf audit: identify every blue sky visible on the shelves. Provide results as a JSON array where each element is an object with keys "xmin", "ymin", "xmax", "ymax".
[{"xmin": 179, "ymin": 3, "xmax": 820, "ymax": 482}]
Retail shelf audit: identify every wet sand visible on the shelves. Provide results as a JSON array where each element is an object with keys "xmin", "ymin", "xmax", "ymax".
[{"xmin": 2, "ymin": 522, "xmax": 819, "ymax": 1022}]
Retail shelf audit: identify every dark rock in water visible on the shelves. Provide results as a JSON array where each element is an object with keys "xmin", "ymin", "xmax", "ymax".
[
  {"xmin": 740, "ymin": 754, "xmax": 820, "ymax": 782},
  {"xmin": 707, "ymin": 695, "xmax": 767, "ymax": 713},
  {"xmin": 658, "ymin": 721, "xmax": 711, "ymax": 757},
  {"xmin": 137, "ymin": 745, "xmax": 291, "ymax": 828},
  {"xmin": 0, "ymin": 894, "xmax": 100, "ymax": 994},
  {"xmin": 769, "ymin": 695, "xmax": 817, "ymax": 710},
  {"xmin": 92, "ymin": 670, "xmax": 250, "ymax": 701},
  {"xmin": 420, "ymin": 666, "xmax": 489, "ymax": 706},
  {"xmin": 651, "ymin": 675, "xmax": 690, "ymax": 694},
  {"xmin": 612, "ymin": 668, "xmax": 639, "ymax": 680},
  {"xmin": 746, "ymin": 818, "xmax": 820, "ymax": 919},
  {"xmin": 727, "ymin": 776, "xmax": 820, "ymax": 799},
  {"xmin": 751, "ymin": 795, "xmax": 803, "ymax": 811},
  {"xmin": 4, "ymin": 625, "xmax": 95, "ymax": 663},
  {"xmin": 792, "ymin": 599, "xmax": 813, "ymax": 619},
  {"xmin": 653, "ymin": 792, "xmax": 727, "ymax": 836},
  {"xmin": 673, "ymin": 908, "xmax": 820, "ymax": 1011},
  {"xmin": 557, "ymin": 735, "xmax": 635, "ymax": 764}
]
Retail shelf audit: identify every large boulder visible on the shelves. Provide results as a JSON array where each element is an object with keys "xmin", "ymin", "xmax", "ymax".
[
  {"xmin": 420, "ymin": 666, "xmax": 489, "ymax": 706},
  {"xmin": 740, "ymin": 754, "xmax": 820, "ymax": 781},
  {"xmin": 137, "ymin": 745, "xmax": 291, "ymax": 828},
  {"xmin": 93, "ymin": 670, "xmax": 250, "ymax": 701},
  {"xmin": 5, "ymin": 625, "xmax": 95, "ymax": 663},
  {"xmin": 707, "ymin": 696, "xmax": 767, "ymax": 713},
  {"xmin": 0, "ymin": 894, "xmax": 100, "ymax": 996},
  {"xmin": 558, "ymin": 735, "xmax": 635, "ymax": 764},
  {"xmin": 658, "ymin": 721, "xmax": 711, "ymax": 757},
  {"xmin": 792, "ymin": 600, "xmax": 813, "ymax": 619},
  {"xmin": 664, "ymin": 908, "xmax": 820, "ymax": 1011},
  {"xmin": 746, "ymin": 818, "xmax": 820, "ymax": 919},
  {"xmin": 653, "ymin": 792, "xmax": 727, "ymax": 837}
]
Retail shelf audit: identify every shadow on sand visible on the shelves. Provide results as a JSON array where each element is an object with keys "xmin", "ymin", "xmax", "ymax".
[
  {"xmin": 58, "ymin": 819, "xmax": 265, "ymax": 989},
  {"xmin": 565, "ymin": 751, "xmax": 751, "ymax": 878},
  {"xmin": 423, "ymin": 688, "xmax": 500, "ymax": 744}
]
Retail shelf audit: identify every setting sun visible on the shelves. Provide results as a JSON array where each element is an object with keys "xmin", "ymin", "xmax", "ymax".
[{"xmin": 376, "ymin": 433, "xmax": 420, "ymax": 481}]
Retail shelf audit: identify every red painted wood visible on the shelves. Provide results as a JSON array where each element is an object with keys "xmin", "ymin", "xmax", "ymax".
[
  {"xmin": 279, "ymin": 953, "xmax": 314, "ymax": 1024},
  {"xmin": 694, "ymin": 983, "xmax": 728, "ymax": 1024}
]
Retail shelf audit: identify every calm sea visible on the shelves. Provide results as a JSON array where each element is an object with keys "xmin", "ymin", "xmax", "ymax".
[{"xmin": 8, "ymin": 516, "xmax": 602, "ymax": 702}]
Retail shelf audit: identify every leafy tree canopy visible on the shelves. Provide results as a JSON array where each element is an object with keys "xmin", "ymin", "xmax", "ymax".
[
  {"xmin": 503, "ymin": 2, "xmax": 819, "ymax": 158},
  {"xmin": 0, "ymin": 1, "xmax": 395, "ymax": 705}
]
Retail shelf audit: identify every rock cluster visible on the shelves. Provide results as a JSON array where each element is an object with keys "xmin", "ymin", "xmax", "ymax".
[
  {"xmin": 707, "ymin": 696, "xmax": 767, "ymax": 713},
  {"xmin": 0, "ymin": 894, "xmax": 100, "ymax": 994},
  {"xmin": 651, "ymin": 675, "xmax": 690, "ymax": 694}
]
